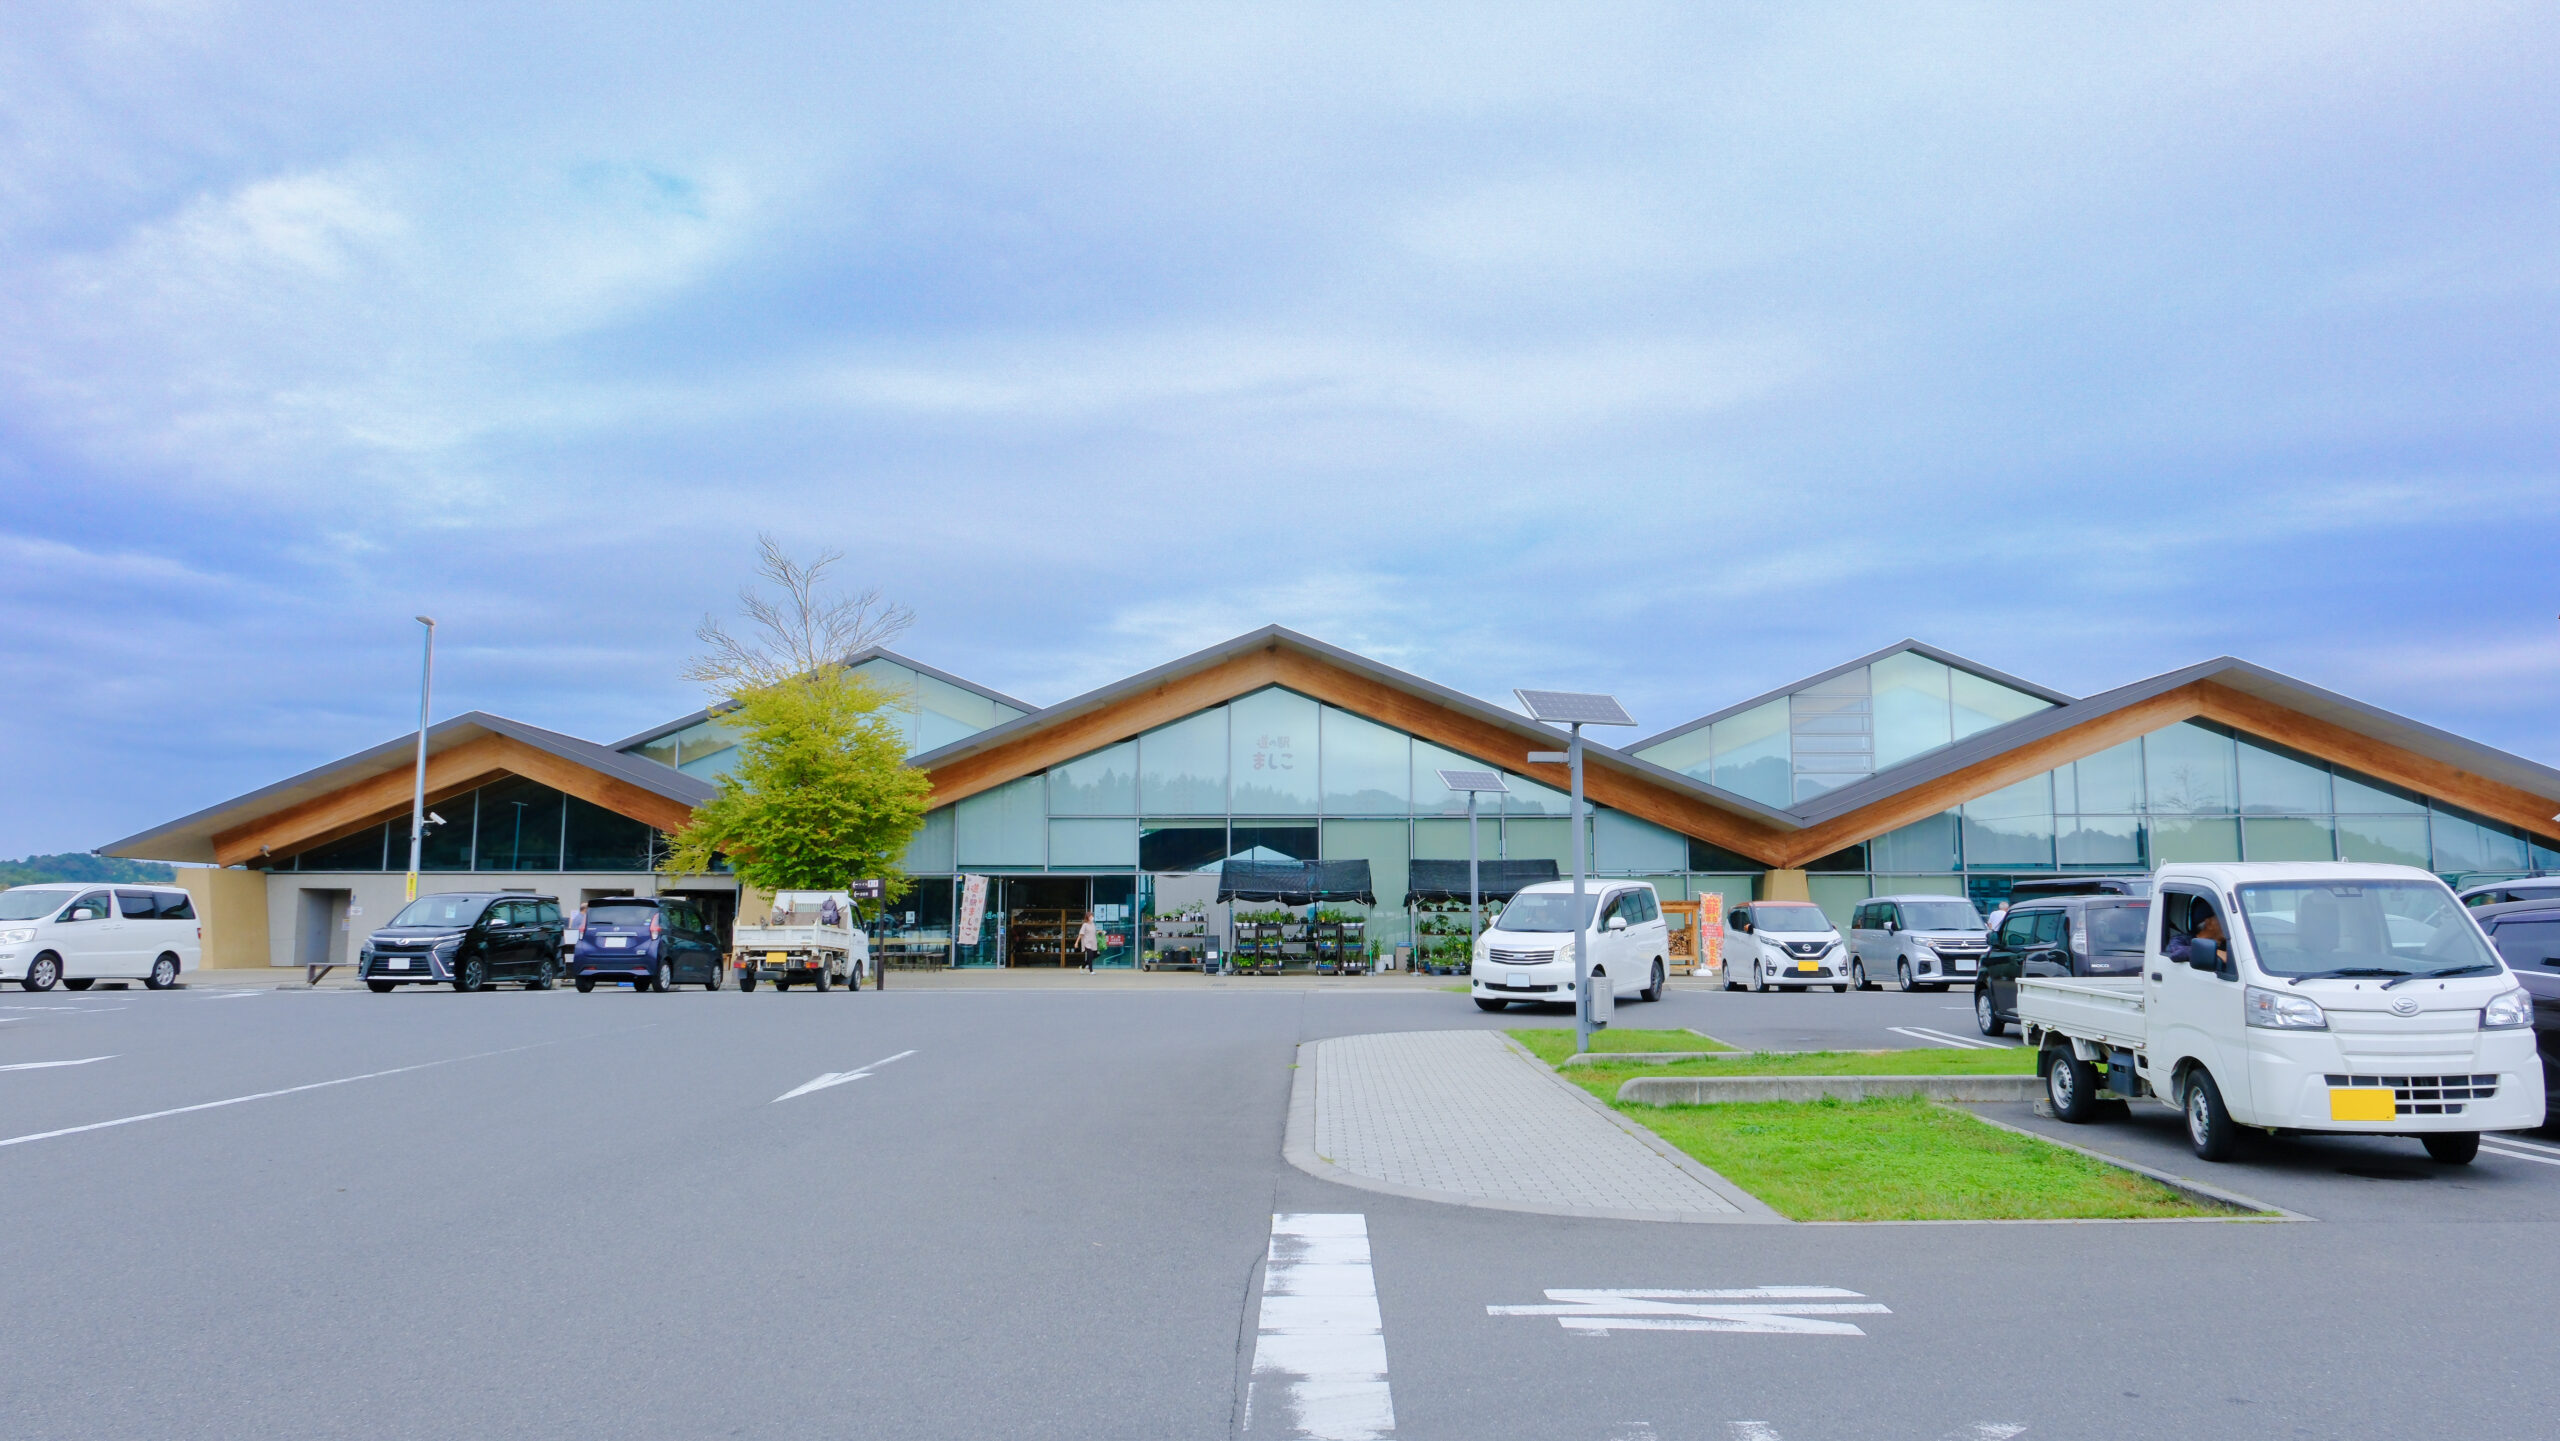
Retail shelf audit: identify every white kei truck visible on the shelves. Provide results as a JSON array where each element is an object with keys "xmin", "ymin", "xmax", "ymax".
[
  {"xmin": 731, "ymin": 891, "xmax": 871, "ymax": 993},
  {"xmin": 2016, "ymin": 862, "xmax": 2545, "ymax": 1164}
]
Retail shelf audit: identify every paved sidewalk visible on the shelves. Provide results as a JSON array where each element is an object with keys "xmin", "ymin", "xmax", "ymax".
[{"xmin": 1289, "ymin": 1030, "xmax": 1778, "ymax": 1224}]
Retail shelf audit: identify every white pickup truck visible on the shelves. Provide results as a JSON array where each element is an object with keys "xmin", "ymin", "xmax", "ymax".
[
  {"xmin": 2016, "ymin": 862, "xmax": 2544, "ymax": 1163},
  {"xmin": 732, "ymin": 890, "xmax": 871, "ymax": 992}
]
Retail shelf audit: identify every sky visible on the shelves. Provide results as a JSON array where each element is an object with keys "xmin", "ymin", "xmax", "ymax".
[{"xmin": 3, "ymin": 2, "xmax": 2557, "ymax": 856}]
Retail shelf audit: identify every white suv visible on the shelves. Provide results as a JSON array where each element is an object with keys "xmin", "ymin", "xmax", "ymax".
[
  {"xmin": 0, "ymin": 883, "xmax": 202, "ymax": 991},
  {"xmin": 1469, "ymin": 880, "xmax": 1672, "ymax": 1012},
  {"xmin": 1722, "ymin": 901, "xmax": 1849, "ymax": 992}
]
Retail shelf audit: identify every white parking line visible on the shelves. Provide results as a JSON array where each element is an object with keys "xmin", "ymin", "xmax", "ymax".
[
  {"xmin": 2487, "ymin": 1133, "xmax": 2560, "ymax": 1158},
  {"xmin": 772, "ymin": 1049, "xmax": 914, "ymax": 1103},
  {"xmin": 1719, "ymin": 1425, "xmax": 2024, "ymax": 1440},
  {"xmin": 0, "ymin": 1038, "xmax": 565, "ymax": 1150},
  {"xmin": 2480, "ymin": 1143, "xmax": 2560, "ymax": 1169},
  {"xmin": 1248, "ymin": 1213, "xmax": 1393, "ymax": 1439},
  {"xmin": 0, "ymin": 1056, "xmax": 114, "ymax": 1073},
  {"xmin": 1490, "ymin": 1286, "xmax": 1890, "ymax": 1336},
  {"xmin": 1889, "ymin": 1025, "xmax": 2002, "ymax": 1051}
]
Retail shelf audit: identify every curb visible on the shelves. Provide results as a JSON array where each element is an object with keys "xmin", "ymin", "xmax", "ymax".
[
  {"xmin": 1281, "ymin": 1039, "xmax": 1784, "ymax": 1225},
  {"xmin": 1619, "ymin": 1074, "xmax": 2042, "ymax": 1104},
  {"xmin": 1956, "ymin": 1102, "xmax": 2308, "ymax": 1220}
]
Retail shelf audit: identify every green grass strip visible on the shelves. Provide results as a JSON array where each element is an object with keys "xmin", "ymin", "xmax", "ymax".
[
  {"xmin": 1626, "ymin": 1095, "xmax": 2231, "ymax": 1221},
  {"xmin": 1552, "ymin": 1046, "xmax": 2032, "ymax": 1099},
  {"xmin": 1511, "ymin": 1028, "xmax": 1736, "ymax": 1065}
]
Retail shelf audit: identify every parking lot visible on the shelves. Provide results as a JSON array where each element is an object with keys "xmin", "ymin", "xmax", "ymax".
[{"xmin": 3, "ymin": 977, "xmax": 2553, "ymax": 1441}]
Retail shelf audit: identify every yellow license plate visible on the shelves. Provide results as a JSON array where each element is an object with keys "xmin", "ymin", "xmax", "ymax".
[
  {"xmin": 2328, "ymin": 1088, "xmax": 2396, "ymax": 1122},
  {"xmin": 1796, "ymin": 960, "xmax": 1819, "ymax": 972},
  {"xmin": 765, "ymin": 951, "xmax": 787, "ymax": 964}
]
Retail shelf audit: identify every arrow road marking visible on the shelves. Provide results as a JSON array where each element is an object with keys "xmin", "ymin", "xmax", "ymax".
[
  {"xmin": 1489, "ymin": 1287, "xmax": 1891, "ymax": 1336},
  {"xmin": 772, "ymin": 1049, "xmax": 914, "ymax": 1103},
  {"xmin": 0, "ymin": 1056, "xmax": 114, "ymax": 1073}
]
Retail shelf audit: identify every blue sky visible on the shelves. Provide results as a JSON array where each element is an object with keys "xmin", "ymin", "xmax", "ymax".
[{"xmin": 4, "ymin": 3, "xmax": 2556, "ymax": 856}]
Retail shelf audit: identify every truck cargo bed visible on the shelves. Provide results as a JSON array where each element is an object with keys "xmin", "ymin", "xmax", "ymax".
[{"xmin": 2016, "ymin": 976, "xmax": 2146, "ymax": 1051}]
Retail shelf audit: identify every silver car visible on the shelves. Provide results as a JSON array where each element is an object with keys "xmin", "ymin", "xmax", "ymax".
[{"xmin": 1846, "ymin": 895, "xmax": 1989, "ymax": 992}]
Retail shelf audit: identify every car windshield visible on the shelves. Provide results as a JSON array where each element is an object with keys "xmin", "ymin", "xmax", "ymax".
[
  {"xmin": 0, "ymin": 889, "xmax": 72, "ymax": 921},
  {"xmin": 586, "ymin": 903, "xmax": 658, "ymax": 927},
  {"xmin": 1752, "ymin": 904, "xmax": 1833, "ymax": 934},
  {"xmin": 387, "ymin": 894, "xmax": 487, "ymax": 929},
  {"xmin": 1494, "ymin": 892, "xmax": 1599, "ymax": 933},
  {"xmin": 1897, "ymin": 901, "xmax": 1983, "ymax": 931},
  {"xmin": 2236, "ymin": 880, "xmax": 2503, "ymax": 978}
]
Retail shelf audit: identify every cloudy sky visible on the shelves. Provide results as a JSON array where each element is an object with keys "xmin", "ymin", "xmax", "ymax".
[{"xmin": 4, "ymin": 2, "xmax": 2556, "ymax": 855}]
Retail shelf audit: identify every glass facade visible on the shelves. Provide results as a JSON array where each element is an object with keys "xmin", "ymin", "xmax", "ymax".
[
  {"xmin": 618, "ymin": 654, "xmax": 1028, "ymax": 780},
  {"xmin": 1638, "ymin": 648, "xmax": 2058, "ymax": 809},
  {"xmin": 269, "ymin": 778, "xmax": 664, "ymax": 873}
]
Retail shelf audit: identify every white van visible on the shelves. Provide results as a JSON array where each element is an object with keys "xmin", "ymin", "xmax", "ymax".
[
  {"xmin": 1469, "ymin": 880, "xmax": 1672, "ymax": 1012},
  {"xmin": 0, "ymin": 883, "xmax": 202, "ymax": 991}
]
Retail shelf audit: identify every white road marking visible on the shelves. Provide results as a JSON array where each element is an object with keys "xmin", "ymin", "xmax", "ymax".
[
  {"xmin": 2486, "ymin": 1133, "xmax": 2560, "ymax": 1158},
  {"xmin": 1721, "ymin": 1425, "xmax": 2023, "ymax": 1441},
  {"xmin": 0, "ymin": 1038, "xmax": 566, "ymax": 1150},
  {"xmin": 0, "ymin": 1056, "xmax": 114, "ymax": 1073},
  {"xmin": 2480, "ymin": 1142, "xmax": 2560, "ymax": 1169},
  {"xmin": 771, "ymin": 1049, "xmax": 914, "ymax": 1103},
  {"xmin": 1249, "ymin": 1213, "xmax": 1394, "ymax": 1440},
  {"xmin": 1491, "ymin": 1286, "xmax": 1890, "ymax": 1336},
  {"xmin": 1889, "ymin": 1025, "xmax": 2002, "ymax": 1050},
  {"xmin": 0, "ymin": 1006, "xmax": 126, "ymax": 1015},
  {"xmin": 200, "ymin": 991, "xmax": 262, "ymax": 1000}
]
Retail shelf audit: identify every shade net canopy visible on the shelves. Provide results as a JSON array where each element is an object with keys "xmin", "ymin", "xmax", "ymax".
[
  {"xmin": 1216, "ymin": 859, "xmax": 1376, "ymax": 906},
  {"xmin": 1404, "ymin": 858, "xmax": 1562, "ymax": 903}
]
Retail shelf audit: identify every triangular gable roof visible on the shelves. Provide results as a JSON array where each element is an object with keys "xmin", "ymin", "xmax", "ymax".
[
  {"xmin": 1629, "ymin": 639, "xmax": 2073, "ymax": 754},
  {"xmin": 609, "ymin": 646, "xmax": 1033, "ymax": 753},
  {"xmin": 100, "ymin": 713, "xmax": 716, "ymax": 865}
]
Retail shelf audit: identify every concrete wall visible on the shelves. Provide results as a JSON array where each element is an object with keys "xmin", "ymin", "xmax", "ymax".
[
  {"xmin": 260, "ymin": 871, "xmax": 741, "ymax": 967},
  {"xmin": 177, "ymin": 867, "xmax": 272, "ymax": 971}
]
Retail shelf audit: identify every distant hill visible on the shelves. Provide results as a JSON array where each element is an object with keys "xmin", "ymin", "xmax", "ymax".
[{"xmin": 0, "ymin": 853, "xmax": 178, "ymax": 889}]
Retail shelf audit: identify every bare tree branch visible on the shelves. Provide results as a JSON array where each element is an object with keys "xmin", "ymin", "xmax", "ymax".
[{"xmin": 683, "ymin": 533, "xmax": 915, "ymax": 695}]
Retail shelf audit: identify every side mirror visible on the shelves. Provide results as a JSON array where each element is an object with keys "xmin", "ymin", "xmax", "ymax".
[
  {"xmin": 2188, "ymin": 937, "xmax": 2222, "ymax": 971},
  {"xmin": 1885, "ymin": 920, "xmax": 1899, "ymax": 933},
  {"xmin": 1607, "ymin": 916, "xmax": 1629, "ymax": 933}
]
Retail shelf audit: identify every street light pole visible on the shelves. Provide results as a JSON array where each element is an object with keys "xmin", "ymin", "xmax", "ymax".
[
  {"xmin": 404, "ymin": 616, "xmax": 436, "ymax": 903},
  {"xmin": 1511, "ymin": 689, "xmax": 1635, "ymax": 1057}
]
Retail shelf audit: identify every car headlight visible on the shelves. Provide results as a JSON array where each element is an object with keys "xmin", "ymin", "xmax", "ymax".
[
  {"xmin": 1551, "ymin": 940, "xmax": 1576, "ymax": 967},
  {"xmin": 431, "ymin": 938, "xmax": 460, "ymax": 958},
  {"xmin": 2482, "ymin": 988, "xmax": 2535, "ymax": 1030},
  {"xmin": 2245, "ymin": 985, "xmax": 2328, "ymax": 1030},
  {"xmin": 0, "ymin": 927, "xmax": 33, "ymax": 944}
]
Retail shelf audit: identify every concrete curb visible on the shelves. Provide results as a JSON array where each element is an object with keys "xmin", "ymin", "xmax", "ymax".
[
  {"xmin": 1280, "ymin": 1040, "xmax": 1785, "ymax": 1225},
  {"xmin": 1618, "ymin": 1074, "xmax": 2043, "ymax": 1104},
  {"xmin": 1957, "ymin": 1102, "xmax": 2309, "ymax": 1220}
]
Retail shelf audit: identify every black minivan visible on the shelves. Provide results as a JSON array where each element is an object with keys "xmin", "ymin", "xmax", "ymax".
[
  {"xmin": 565, "ymin": 896, "xmax": 728, "ymax": 993},
  {"xmin": 1973, "ymin": 893, "xmax": 2152, "ymax": 1037},
  {"xmin": 360, "ymin": 892, "xmax": 565, "ymax": 992}
]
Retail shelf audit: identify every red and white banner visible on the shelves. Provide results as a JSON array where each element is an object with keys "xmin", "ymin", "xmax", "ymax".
[{"xmin": 957, "ymin": 874, "xmax": 990, "ymax": 947}]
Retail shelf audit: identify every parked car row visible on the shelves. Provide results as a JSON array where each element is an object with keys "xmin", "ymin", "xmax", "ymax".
[
  {"xmin": 0, "ymin": 882, "xmax": 202, "ymax": 991},
  {"xmin": 358, "ymin": 891, "xmax": 829, "ymax": 994}
]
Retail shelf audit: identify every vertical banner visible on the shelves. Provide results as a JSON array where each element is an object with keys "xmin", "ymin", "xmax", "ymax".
[
  {"xmin": 958, "ymin": 874, "xmax": 990, "ymax": 948},
  {"xmin": 1699, "ymin": 892, "xmax": 1724, "ymax": 974}
]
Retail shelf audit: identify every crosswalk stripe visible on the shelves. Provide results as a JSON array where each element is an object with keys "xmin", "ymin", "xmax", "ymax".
[{"xmin": 1249, "ymin": 1214, "xmax": 1393, "ymax": 1439}]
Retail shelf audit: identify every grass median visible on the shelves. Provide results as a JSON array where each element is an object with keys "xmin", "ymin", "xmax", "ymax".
[
  {"xmin": 1549, "ymin": 1045, "xmax": 2032, "ymax": 1100},
  {"xmin": 1635, "ymin": 1095, "xmax": 2232, "ymax": 1221},
  {"xmin": 1510, "ymin": 1028, "xmax": 1736, "ymax": 1065}
]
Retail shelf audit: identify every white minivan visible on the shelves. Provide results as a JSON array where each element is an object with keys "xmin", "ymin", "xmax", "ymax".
[
  {"xmin": 1469, "ymin": 880, "xmax": 1673, "ymax": 1012},
  {"xmin": 0, "ymin": 883, "xmax": 202, "ymax": 991}
]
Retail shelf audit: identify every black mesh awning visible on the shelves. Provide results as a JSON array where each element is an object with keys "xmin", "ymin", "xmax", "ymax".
[
  {"xmin": 1405, "ymin": 858, "xmax": 1561, "ymax": 904},
  {"xmin": 1216, "ymin": 858, "xmax": 1375, "ymax": 906}
]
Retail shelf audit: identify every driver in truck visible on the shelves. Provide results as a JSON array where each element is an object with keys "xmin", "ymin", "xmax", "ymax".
[{"xmin": 2163, "ymin": 903, "xmax": 2228, "ymax": 966}]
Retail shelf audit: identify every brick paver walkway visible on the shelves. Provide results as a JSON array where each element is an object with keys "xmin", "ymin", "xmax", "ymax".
[{"xmin": 1306, "ymin": 1031, "xmax": 1749, "ymax": 1219}]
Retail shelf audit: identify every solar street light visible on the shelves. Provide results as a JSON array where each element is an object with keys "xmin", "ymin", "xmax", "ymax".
[
  {"xmin": 1511, "ymin": 689, "xmax": 1637, "ymax": 1054},
  {"xmin": 404, "ymin": 617, "xmax": 436, "ymax": 903},
  {"xmin": 1436, "ymin": 769, "xmax": 1511, "ymax": 960}
]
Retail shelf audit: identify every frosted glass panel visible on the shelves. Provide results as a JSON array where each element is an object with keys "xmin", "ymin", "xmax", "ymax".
[
  {"xmin": 1048, "ymin": 741, "xmax": 1137, "ymax": 816},
  {"xmin": 955, "ymin": 775, "xmax": 1046, "ymax": 866},
  {"xmin": 903, "ymin": 805, "xmax": 955, "ymax": 874},
  {"xmin": 2243, "ymin": 817, "xmax": 2335, "ymax": 862},
  {"xmin": 1635, "ymin": 727, "xmax": 1714, "ymax": 783},
  {"xmin": 1322, "ymin": 819, "xmax": 1410, "ymax": 945},
  {"xmin": 1964, "ymin": 812, "xmax": 2055, "ymax": 868},
  {"xmin": 1871, "ymin": 651, "xmax": 1954, "ymax": 769},
  {"xmin": 2431, "ymin": 806, "xmax": 2528, "ymax": 874},
  {"xmin": 1049, "ymin": 818, "xmax": 1137, "ymax": 868},
  {"xmin": 1411, "ymin": 818, "xmax": 1477, "ymax": 860},
  {"xmin": 2071, "ymin": 741, "xmax": 2145, "ymax": 814},
  {"xmin": 1502, "ymin": 772, "xmax": 1571, "ymax": 816},
  {"xmin": 2337, "ymin": 815, "xmax": 2429, "ymax": 867},
  {"xmin": 2058, "ymin": 815, "xmax": 2143, "ymax": 867},
  {"xmin": 1872, "ymin": 810, "xmax": 1961, "ymax": 872},
  {"xmin": 1951, "ymin": 671, "xmax": 2052, "ymax": 740},
  {"xmin": 2238, "ymin": 741, "xmax": 2331, "ymax": 815},
  {"xmin": 1710, "ymin": 699, "xmax": 1790, "ymax": 808},
  {"xmin": 2152, "ymin": 816, "xmax": 2241, "ymax": 863},
  {"xmin": 2334, "ymin": 769, "xmax": 2426, "ymax": 815},
  {"xmin": 1139, "ymin": 708, "xmax": 1227, "ymax": 814},
  {"xmin": 1595, "ymin": 809, "xmax": 1685, "ymax": 874},
  {"xmin": 2144, "ymin": 723, "xmax": 2236, "ymax": 814},
  {"xmin": 1321, "ymin": 706, "xmax": 1410, "ymax": 815},
  {"xmin": 1501, "ymin": 818, "xmax": 1574, "ymax": 865},
  {"xmin": 1230, "ymin": 689, "xmax": 1319, "ymax": 815}
]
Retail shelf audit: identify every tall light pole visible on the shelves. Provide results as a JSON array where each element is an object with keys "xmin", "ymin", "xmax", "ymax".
[
  {"xmin": 1436, "ymin": 769, "xmax": 1511, "ymax": 959},
  {"xmin": 1515, "ymin": 689, "xmax": 1636, "ymax": 1054},
  {"xmin": 404, "ymin": 616, "xmax": 436, "ymax": 902}
]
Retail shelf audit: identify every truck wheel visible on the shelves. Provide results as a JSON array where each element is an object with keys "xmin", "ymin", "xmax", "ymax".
[
  {"xmin": 1976, "ymin": 988, "xmax": 2006, "ymax": 1037},
  {"xmin": 2422, "ymin": 1132, "xmax": 2479, "ymax": 1165},
  {"xmin": 814, "ymin": 967, "xmax": 831, "ymax": 992},
  {"xmin": 2047, "ymin": 1050, "xmax": 2098, "ymax": 1122},
  {"xmin": 775, "ymin": 975, "xmax": 791, "ymax": 991},
  {"xmin": 2184, "ymin": 1069, "xmax": 2239, "ymax": 1161},
  {"xmin": 739, "ymin": 972, "xmax": 757, "ymax": 993}
]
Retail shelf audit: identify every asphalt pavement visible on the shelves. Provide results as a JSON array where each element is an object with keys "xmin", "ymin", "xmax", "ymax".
[{"xmin": 2, "ymin": 975, "xmax": 2551, "ymax": 1441}]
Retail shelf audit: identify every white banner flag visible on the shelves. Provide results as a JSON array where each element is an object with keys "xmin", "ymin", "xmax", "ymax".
[{"xmin": 958, "ymin": 874, "xmax": 990, "ymax": 947}]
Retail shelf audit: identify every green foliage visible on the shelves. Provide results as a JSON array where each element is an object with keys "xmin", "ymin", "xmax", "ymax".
[
  {"xmin": 1551, "ymin": 1045, "xmax": 2032, "ymax": 1100},
  {"xmin": 1234, "ymin": 907, "xmax": 1298, "ymax": 924},
  {"xmin": 662, "ymin": 669, "xmax": 932, "ymax": 902},
  {"xmin": 0, "ymin": 853, "xmax": 177, "ymax": 889},
  {"xmin": 1510, "ymin": 1028, "xmax": 1736, "ymax": 1065}
]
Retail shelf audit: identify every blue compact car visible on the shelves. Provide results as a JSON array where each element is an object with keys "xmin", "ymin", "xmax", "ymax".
[{"xmin": 566, "ymin": 896, "xmax": 727, "ymax": 993}]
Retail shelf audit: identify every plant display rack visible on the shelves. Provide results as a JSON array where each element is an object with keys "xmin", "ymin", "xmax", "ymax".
[{"xmin": 1143, "ymin": 917, "xmax": 1212, "ymax": 972}]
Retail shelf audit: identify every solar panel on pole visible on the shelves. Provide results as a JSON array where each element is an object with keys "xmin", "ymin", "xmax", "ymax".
[
  {"xmin": 1510, "ymin": 689, "xmax": 1634, "ymax": 1054},
  {"xmin": 1512, "ymin": 690, "xmax": 1637, "ymax": 728},
  {"xmin": 1436, "ymin": 770, "xmax": 1510, "ymax": 961}
]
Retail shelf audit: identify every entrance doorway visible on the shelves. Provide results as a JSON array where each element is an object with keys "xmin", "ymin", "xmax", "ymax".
[
  {"xmin": 294, "ymin": 888, "xmax": 351, "ymax": 972},
  {"xmin": 1006, "ymin": 876, "xmax": 1087, "ymax": 967}
]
